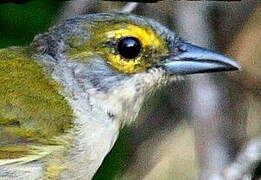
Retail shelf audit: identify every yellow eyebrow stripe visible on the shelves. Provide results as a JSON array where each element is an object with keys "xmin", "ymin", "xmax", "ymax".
[{"xmin": 105, "ymin": 24, "xmax": 164, "ymax": 49}]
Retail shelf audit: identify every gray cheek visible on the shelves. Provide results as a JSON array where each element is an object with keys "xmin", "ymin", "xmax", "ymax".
[{"xmin": 69, "ymin": 58, "xmax": 128, "ymax": 92}]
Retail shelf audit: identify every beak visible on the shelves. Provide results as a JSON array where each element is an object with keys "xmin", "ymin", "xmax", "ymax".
[{"xmin": 163, "ymin": 42, "xmax": 241, "ymax": 75}]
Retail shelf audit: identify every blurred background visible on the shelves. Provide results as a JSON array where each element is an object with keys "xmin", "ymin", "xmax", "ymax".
[{"xmin": 0, "ymin": 0, "xmax": 260, "ymax": 179}]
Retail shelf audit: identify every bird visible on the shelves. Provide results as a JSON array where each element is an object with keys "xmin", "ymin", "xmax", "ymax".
[{"xmin": 0, "ymin": 13, "xmax": 240, "ymax": 180}]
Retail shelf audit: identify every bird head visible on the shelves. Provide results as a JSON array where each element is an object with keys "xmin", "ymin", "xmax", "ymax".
[{"xmin": 31, "ymin": 13, "xmax": 240, "ymax": 125}]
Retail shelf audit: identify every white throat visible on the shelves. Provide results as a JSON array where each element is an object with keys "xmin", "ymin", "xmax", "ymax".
[{"xmin": 39, "ymin": 57, "xmax": 170, "ymax": 179}]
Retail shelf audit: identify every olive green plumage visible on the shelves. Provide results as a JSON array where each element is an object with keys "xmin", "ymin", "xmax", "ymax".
[{"xmin": 0, "ymin": 47, "xmax": 73, "ymax": 159}]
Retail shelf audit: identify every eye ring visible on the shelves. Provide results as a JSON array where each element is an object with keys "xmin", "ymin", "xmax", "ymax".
[{"xmin": 116, "ymin": 36, "xmax": 142, "ymax": 60}]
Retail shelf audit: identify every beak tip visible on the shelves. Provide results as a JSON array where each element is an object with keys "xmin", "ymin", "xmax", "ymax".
[
  {"xmin": 228, "ymin": 61, "xmax": 242, "ymax": 71},
  {"xmin": 237, "ymin": 64, "xmax": 242, "ymax": 71}
]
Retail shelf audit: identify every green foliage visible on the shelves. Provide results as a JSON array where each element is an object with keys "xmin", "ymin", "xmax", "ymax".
[
  {"xmin": 0, "ymin": 0, "xmax": 63, "ymax": 48},
  {"xmin": 93, "ymin": 128, "xmax": 131, "ymax": 180}
]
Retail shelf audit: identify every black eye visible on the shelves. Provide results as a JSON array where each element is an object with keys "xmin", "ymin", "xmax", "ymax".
[{"xmin": 117, "ymin": 37, "xmax": 142, "ymax": 59}]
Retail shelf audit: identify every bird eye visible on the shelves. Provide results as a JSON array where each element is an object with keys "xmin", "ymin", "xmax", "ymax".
[{"xmin": 116, "ymin": 37, "xmax": 142, "ymax": 60}]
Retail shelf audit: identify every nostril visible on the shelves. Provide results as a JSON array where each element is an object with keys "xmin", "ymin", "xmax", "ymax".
[{"xmin": 176, "ymin": 43, "xmax": 188, "ymax": 52}]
